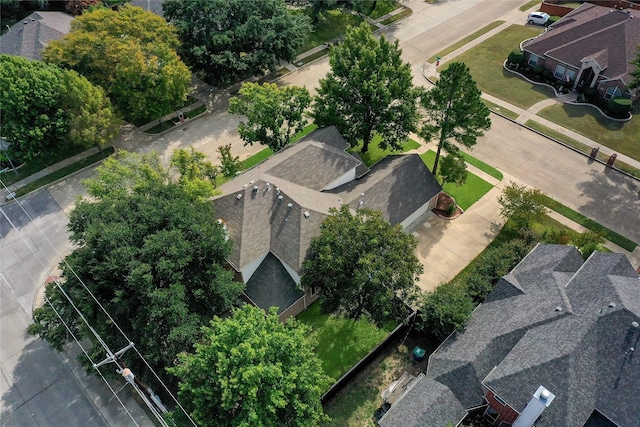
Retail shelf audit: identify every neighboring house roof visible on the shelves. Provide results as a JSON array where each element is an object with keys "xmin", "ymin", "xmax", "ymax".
[
  {"xmin": 0, "ymin": 12, "xmax": 73, "ymax": 61},
  {"xmin": 378, "ymin": 374, "xmax": 466, "ymax": 427},
  {"xmin": 390, "ymin": 244, "xmax": 640, "ymax": 427},
  {"xmin": 522, "ymin": 3, "xmax": 640, "ymax": 86},
  {"xmin": 212, "ymin": 126, "xmax": 441, "ymax": 312}
]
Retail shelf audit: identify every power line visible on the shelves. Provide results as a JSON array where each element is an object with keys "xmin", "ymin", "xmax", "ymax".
[{"xmin": 0, "ymin": 180, "xmax": 197, "ymax": 425}]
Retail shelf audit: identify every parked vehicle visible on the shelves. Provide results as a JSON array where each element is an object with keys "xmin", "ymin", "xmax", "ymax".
[{"xmin": 527, "ymin": 12, "xmax": 550, "ymax": 25}]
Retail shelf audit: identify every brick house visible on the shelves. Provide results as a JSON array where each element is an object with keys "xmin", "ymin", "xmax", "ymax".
[
  {"xmin": 522, "ymin": 3, "xmax": 640, "ymax": 103},
  {"xmin": 379, "ymin": 244, "xmax": 640, "ymax": 427},
  {"xmin": 212, "ymin": 126, "xmax": 442, "ymax": 320}
]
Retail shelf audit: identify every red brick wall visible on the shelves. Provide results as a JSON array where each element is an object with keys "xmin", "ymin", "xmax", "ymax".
[
  {"xmin": 484, "ymin": 389, "xmax": 520, "ymax": 425},
  {"xmin": 540, "ymin": 1, "xmax": 574, "ymax": 16},
  {"xmin": 587, "ymin": 0, "xmax": 640, "ymax": 10}
]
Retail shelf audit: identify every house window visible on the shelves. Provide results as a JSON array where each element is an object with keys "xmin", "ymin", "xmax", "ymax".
[
  {"xmin": 494, "ymin": 394, "xmax": 507, "ymax": 406},
  {"xmin": 553, "ymin": 64, "xmax": 567, "ymax": 79},
  {"xmin": 604, "ymin": 86, "xmax": 622, "ymax": 100},
  {"xmin": 564, "ymin": 69, "xmax": 576, "ymax": 82},
  {"xmin": 528, "ymin": 54, "xmax": 539, "ymax": 66}
]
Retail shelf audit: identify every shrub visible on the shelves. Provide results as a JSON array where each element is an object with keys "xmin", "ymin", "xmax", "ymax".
[
  {"xmin": 583, "ymin": 87, "xmax": 597, "ymax": 101},
  {"xmin": 446, "ymin": 202, "xmax": 457, "ymax": 216},
  {"xmin": 508, "ymin": 49, "xmax": 524, "ymax": 65},
  {"xmin": 533, "ymin": 65, "xmax": 544, "ymax": 76},
  {"xmin": 542, "ymin": 69, "xmax": 552, "ymax": 80},
  {"xmin": 607, "ymin": 97, "xmax": 632, "ymax": 116}
]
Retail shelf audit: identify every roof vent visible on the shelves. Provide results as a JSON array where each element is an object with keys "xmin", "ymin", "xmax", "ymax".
[
  {"xmin": 631, "ymin": 321, "xmax": 639, "ymax": 329},
  {"xmin": 304, "ymin": 211, "xmax": 310, "ymax": 218},
  {"xmin": 249, "ymin": 180, "xmax": 254, "ymax": 185},
  {"xmin": 243, "ymin": 184, "xmax": 248, "ymax": 188},
  {"xmin": 276, "ymin": 187, "xmax": 281, "ymax": 195},
  {"xmin": 278, "ymin": 195, "xmax": 283, "ymax": 201},
  {"xmin": 253, "ymin": 185, "xmax": 259, "ymax": 191},
  {"xmin": 555, "ymin": 306, "xmax": 562, "ymax": 312},
  {"xmin": 608, "ymin": 302, "xmax": 616, "ymax": 308},
  {"xmin": 287, "ymin": 203, "xmax": 293, "ymax": 209},
  {"xmin": 266, "ymin": 183, "xmax": 271, "ymax": 191},
  {"xmin": 236, "ymin": 194, "xmax": 242, "ymax": 200}
]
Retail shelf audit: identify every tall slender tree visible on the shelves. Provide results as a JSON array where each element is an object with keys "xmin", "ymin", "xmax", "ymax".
[
  {"xmin": 312, "ymin": 23, "xmax": 422, "ymax": 153},
  {"xmin": 419, "ymin": 62, "xmax": 490, "ymax": 176}
]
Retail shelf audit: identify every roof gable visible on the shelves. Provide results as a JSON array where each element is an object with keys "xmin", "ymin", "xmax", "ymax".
[{"xmin": 0, "ymin": 12, "xmax": 73, "ymax": 60}]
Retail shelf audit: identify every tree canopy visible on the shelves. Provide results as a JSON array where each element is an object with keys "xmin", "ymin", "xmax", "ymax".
[
  {"xmin": 302, "ymin": 205, "xmax": 422, "ymax": 325},
  {"xmin": 168, "ymin": 305, "xmax": 331, "ymax": 427},
  {"xmin": 0, "ymin": 54, "xmax": 118, "ymax": 162},
  {"xmin": 418, "ymin": 282, "xmax": 475, "ymax": 340},
  {"xmin": 229, "ymin": 82, "xmax": 311, "ymax": 152},
  {"xmin": 498, "ymin": 181, "xmax": 548, "ymax": 229},
  {"xmin": 29, "ymin": 151, "xmax": 244, "ymax": 387},
  {"xmin": 43, "ymin": 5, "xmax": 191, "ymax": 124},
  {"xmin": 419, "ymin": 62, "xmax": 490, "ymax": 176},
  {"xmin": 630, "ymin": 45, "xmax": 640, "ymax": 89},
  {"xmin": 163, "ymin": 0, "xmax": 311, "ymax": 87},
  {"xmin": 312, "ymin": 23, "xmax": 421, "ymax": 153}
]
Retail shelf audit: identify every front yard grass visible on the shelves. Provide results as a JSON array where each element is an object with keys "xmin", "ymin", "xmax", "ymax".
[
  {"xmin": 296, "ymin": 302, "xmax": 396, "ymax": 382},
  {"xmin": 348, "ymin": 137, "xmax": 420, "ymax": 167},
  {"xmin": 482, "ymin": 98, "xmax": 520, "ymax": 121},
  {"xmin": 420, "ymin": 150, "xmax": 494, "ymax": 210},
  {"xmin": 459, "ymin": 150, "xmax": 504, "ymax": 181},
  {"xmin": 535, "ymin": 103, "xmax": 640, "ymax": 162},
  {"xmin": 519, "ymin": 0, "xmax": 541, "ymax": 11},
  {"xmin": 366, "ymin": 1, "xmax": 401, "ymax": 19},
  {"xmin": 442, "ymin": 25, "xmax": 551, "ymax": 109}
]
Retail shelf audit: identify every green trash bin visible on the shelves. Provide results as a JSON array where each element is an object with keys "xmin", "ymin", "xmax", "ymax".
[{"xmin": 413, "ymin": 346, "xmax": 426, "ymax": 361}]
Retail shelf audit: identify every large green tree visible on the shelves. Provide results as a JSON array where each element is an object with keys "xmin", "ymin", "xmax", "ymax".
[
  {"xmin": 498, "ymin": 182, "xmax": 548, "ymax": 229},
  {"xmin": 630, "ymin": 45, "xmax": 640, "ymax": 89},
  {"xmin": 29, "ymin": 151, "xmax": 244, "ymax": 387},
  {"xmin": 168, "ymin": 305, "xmax": 331, "ymax": 427},
  {"xmin": 0, "ymin": 54, "xmax": 118, "ymax": 162},
  {"xmin": 302, "ymin": 205, "xmax": 422, "ymax": 325},
  {"xmin": 163, "ymin": 0, "xmax": 311, "ymax": 87},
  {"xmin": 229, "ymin": 82, "xmax": 311, "ymax": 152},
  {"xmin": 418, "ymin": 282, "xmax": 475, "ymax": 340},
  {"xmin": 312, "ymin": 23, "xmax": 421, "ymax": 153},
  {"xmin": 419, "ymin": 62, "xmax": 490, "ymax": 176},
  {"xmin": 43, "ymin": 5, "xmax": 191, "ymax": 124}
]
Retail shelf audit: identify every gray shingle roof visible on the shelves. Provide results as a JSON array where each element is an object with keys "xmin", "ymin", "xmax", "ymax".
[
  {"xmin": 0, "ymin": 12, "xmax": 73, "ymax": 61},
  {"xmin": 378, "ymin": 374, "xmax": 467, "ymax": 427},
  {"xmin": 522, "ymin": 4, "xmax": 640, "ymax": 85},
  {"xmin": 244, "ymin": 253, "xmax": 304, "ymax": 314},
  {"xmin": 416, "ymin": 244, "xmax": 640, "ymax": 427}
]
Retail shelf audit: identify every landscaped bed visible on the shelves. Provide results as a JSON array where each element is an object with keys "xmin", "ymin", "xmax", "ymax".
[{"xmin": 296, "ymin": 302, "xmax": 396, "ymax": 382}]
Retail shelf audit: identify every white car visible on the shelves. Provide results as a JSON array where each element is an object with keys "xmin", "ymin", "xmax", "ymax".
[{"xmin": 527, "ymin": 12, "xmax": 550, "ymax": 25}]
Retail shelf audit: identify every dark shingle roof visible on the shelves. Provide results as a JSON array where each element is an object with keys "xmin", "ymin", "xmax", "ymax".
[
  {"xmin": 378, "ymin": 374, "xmax": 467, "ymax": 427},
  {"xmin": 522, "ymin": 4, "xmax": 640, "ymax": 85},
  {"xmin": 412, "ymin": 244, "xmax": 640, "ymax": 427},
  {"xmin": 0, "ymin": 12, "xmax": 73, "ymax": 61},
  {"xmin": 244, "ymin": 253, "xmax": 304, "ymax": 314}
]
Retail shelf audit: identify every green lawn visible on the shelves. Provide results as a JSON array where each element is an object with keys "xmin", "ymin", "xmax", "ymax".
[
  {"xmin": 482, "ymin": 98, "xmax": 520, "ymax": 121},
  {"xmin": 296, "ymin": 303, "xmax": 396, "ymax": 381},
  {"xmin": 427, "ymin": 21, "xmax": 505, "ymax": 63},
  {"xmin": 367, "ymin": 1, "xmax": 401, "ymax": 19},
  {"xmin": 420, "ymin": 150, "xmax": 494, "ymax": 210},
  {"xmin": 442, "ymin": 25, "xmax": 552, "ymax": 109},
  {"xmin": 459, "ymin": 150, "xmax": 503, "ymax": 181},
  {"xmin": 535, "ymin": 103, "xmax": 640, "ymax": 162},
  {"xmin": 297, "ymin": 9, "xmax": 365, "ymax": 54},
  {"xmin": 348, "ymin": 137, "xmax": 420, "ymax": 167},
  {"xmin": 381, "ymin": 7, "xmax": 412, "ymax": 25}
]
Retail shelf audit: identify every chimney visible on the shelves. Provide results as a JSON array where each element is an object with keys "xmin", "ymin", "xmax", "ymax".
[{"xmin": 512, "ymin": 386, "xmax": 555, "ymax": 427}]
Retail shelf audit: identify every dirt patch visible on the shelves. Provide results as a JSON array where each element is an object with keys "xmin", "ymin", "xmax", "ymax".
[
  {"xmin": 432, "ymin": 191, "xmax": 463, "ymax": 219},
  {"xmin": 322, "ymin": 329, "xmax": 439, "ymax": 426}
]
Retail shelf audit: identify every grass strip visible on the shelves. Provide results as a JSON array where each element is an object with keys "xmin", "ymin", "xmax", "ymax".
[
  {"xmin": 525, "ymin": 120, "xmax": 640, "ymax": 179},
  {"xmin": 348, "ymin": 137, "xmax": 420, "ymax": 167},
  {"xmin": 540, "ymin": 195, "xmax": 637, "ymax": 251},
  {"xmin": 482, "ymin": 98, "xmax": 520, "ymax": 121},
  {"xmin": 459, "ymin": 151, "xmax": 503, "ymax": 181},
  {"xmin": 297, "ymin": 49, "xmax": 329, "ymax": 66},
  {"xmin": 427, "ymin": 21, "xmax": 505, "ymax": 63},
  {"xmin": 14, "ymin": 147, "xmax": 115, "ymax": 198},
  {"xmin": 381, "ymin": 7, "xmax": 411, "ymax": 25},
  {"xmin": 519, "ymin": 0, "xmax": 541, "ymax": 11}
]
